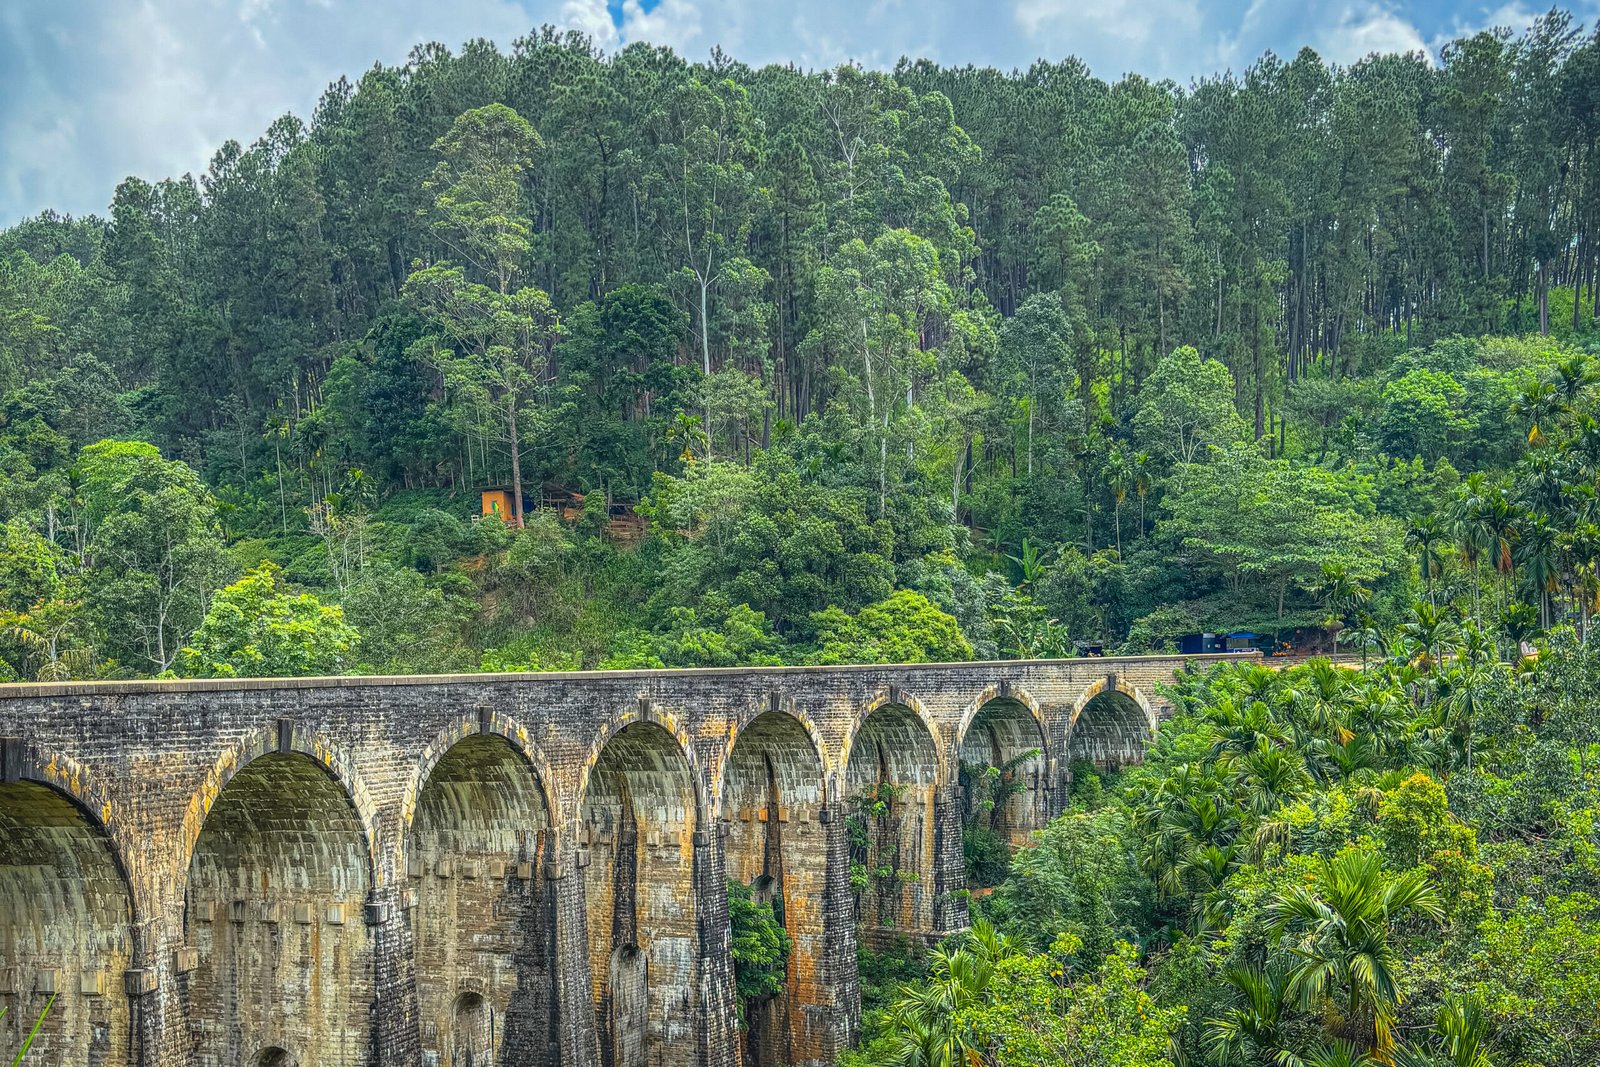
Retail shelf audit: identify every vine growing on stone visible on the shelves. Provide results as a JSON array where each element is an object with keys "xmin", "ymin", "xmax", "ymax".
[
  {"xmin": 959, "ymin": 747, "xmax": 1041, "ymax": 887},
  {"xmin": 847, "ymin": 780, "xmax": 917, "ymax": 927}
]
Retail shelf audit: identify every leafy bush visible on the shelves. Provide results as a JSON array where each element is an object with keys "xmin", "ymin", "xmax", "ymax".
[{"xmin": 727, "ymin": 879, "xmax": 791, "ymax": 1017}]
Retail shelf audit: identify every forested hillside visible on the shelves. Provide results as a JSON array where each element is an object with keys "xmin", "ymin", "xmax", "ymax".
[{"xmin": 3, "ymin": 11, "xmax": 1600, "ymax": 678}]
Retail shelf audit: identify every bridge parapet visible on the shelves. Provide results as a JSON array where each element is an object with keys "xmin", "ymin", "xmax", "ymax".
[{"xmin": 0, "ymin": 653, "xmax": 1244, "ymax": 1067}]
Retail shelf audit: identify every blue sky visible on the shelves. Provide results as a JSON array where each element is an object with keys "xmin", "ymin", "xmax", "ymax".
[{"xmin": 1, "ymin": 0, "xmax": 1595, "ymax": 225}]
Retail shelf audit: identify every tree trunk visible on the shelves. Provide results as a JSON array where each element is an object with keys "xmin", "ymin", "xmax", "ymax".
[
  {"xmin": 701, "ymin": 277, "xmax": 714, "ymax": 453},
  {"xmin": 879, "ymin": 432, "xmax": 888, "ymax": 519},
  {"xmin": 1575, "ymin": 228, "xmax": 1586, "ymax": 334},
  {"xmin": 1026, "ymin": 390, "xmax": 1035, "ymax": 477},
  {"xmin": 275, "ymin": 439, "xmax": 287, "ymax": 535},
  {"xmin": 1539, "ymin": 261, "xmax": 1549, "ymax": 337},
  {"xmin": 1253, "ymin": 305, "xmax": 1265, "ymax": 441},
  {"xmin": 508, "ymin": 401, "xmax": 526, "ymax": 528},
  {"xmin": 1482, "ymin": 208, "xmax": 1490, "ymax": 281},
  {"xmin": 951, "ymin": 437, "xmax": 965, "ymax": 519},
  {"xmin": 1275, "ymin": 577, "xmax": 1287, "ymax": 650}
]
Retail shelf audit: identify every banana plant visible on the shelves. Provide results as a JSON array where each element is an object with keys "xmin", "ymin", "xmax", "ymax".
[{"xmin": 1006, "ymin": 536, "xmax": 1051, "ymax": 587}]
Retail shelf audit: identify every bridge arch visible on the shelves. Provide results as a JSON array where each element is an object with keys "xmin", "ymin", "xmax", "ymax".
[
  {"xmin": 0, "ymin": 741, "xmax": 137, "ymax": 1062},
  {"xmin": 403, "ymin": 712, "xmax": 559, "ymax": 833},
  {"xmin": 578, "ymin": 706, "xmax": 704, "ymax": 1067},
  {"xmin": 712, "ymin": 692, "xmax": 829, "ymax": 811},
  {"xmin": 1063, "ymin": 675, "xmax": 1158, "ymax": 779},
  {"xmin": 0, "ymin": 742, "xmax": 132, "ymax": 858},
  {"xmin": 407, "ymin": 721, "xmax": 558, "ymax": 1066},
  {"xmin": 182, "ymin": 731, "xmax": 377, "ymax": 1064},
  {"xmin": 953, "ymin": 683, "xmax": 1047, "ymax": 757},
  {"xmin": 839, "ymin": 688, "xmax": 946, "ymax": 790},
  {"xmin": 181, "ymin": 722, "xmax": 380, "ymax": 881},
  {"xmin": 574, "ymin": 701, "xmax": 708, "ymax": 834},
  {"xmin": 716, "ymin": 697, "xmax": 830, "ymax": 1067},
  {"xmin": 841, "ymin": 689, "xmax": 943, "ymax": 938},
  {"xmin": 955, "ymin": 686, "xmax": 1051, "ymax": 873}
]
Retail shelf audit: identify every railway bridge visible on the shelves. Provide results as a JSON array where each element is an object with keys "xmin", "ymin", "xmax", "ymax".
[{"xmin": 0, "ymin": 653, "xmax": 1240, "ymax": 1067}]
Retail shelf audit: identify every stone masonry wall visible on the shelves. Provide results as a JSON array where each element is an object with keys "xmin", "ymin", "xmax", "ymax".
[{"xmin": 0, "ymin": 653, "xmax": 1244, "ymax": 1067}]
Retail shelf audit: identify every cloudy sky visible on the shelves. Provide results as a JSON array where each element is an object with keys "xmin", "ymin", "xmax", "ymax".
[{"xmin": 1, "ymin": 0, "xmax": 1594, "ymax": 225}]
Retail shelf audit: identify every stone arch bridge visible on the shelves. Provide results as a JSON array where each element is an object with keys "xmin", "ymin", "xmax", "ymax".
[{"xmin": 0, "ymin": 653, "xmax": 1240, "ymax": 1067}]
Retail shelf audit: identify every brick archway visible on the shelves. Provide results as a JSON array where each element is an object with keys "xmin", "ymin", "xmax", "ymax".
[
  {"xmin": 410, "ymin": 729, "xmax": 558, "ymax": 1067},
  {"xmin": 0, "ymin": 741, "xmax": 137, "ymax": 1062},
  {"xmin": 184, "ymin": 745, "xmax": 376, "ymax": 1063}
]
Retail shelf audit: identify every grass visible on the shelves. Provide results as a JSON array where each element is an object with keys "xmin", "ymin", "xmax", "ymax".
[{"xmin": 3, "ymin": 992, "xmax": 55, "ymax": 1065}]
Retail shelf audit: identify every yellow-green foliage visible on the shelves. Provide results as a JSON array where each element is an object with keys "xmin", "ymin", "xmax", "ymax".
[{"xmin": 1379, "ymin": 773, "xmax": 1493, "ymax": 929}]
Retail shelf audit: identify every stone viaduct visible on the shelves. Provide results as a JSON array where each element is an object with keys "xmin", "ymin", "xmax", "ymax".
[{"xmin": 0, "ymin": 653, "xmax": 1241, "ymax": 1067}]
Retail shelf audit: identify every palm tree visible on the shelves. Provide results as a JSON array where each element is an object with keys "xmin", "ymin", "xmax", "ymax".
[
  {"xmin": 1281, "ymin": 657, "xmax": 1352, "ymax": 745},
  {"xmin": 1482, "ymin": 493, "xmax": 1519, "ymax": 619},
  {"xmin": 1235, "ymin": 662, "xmax": 1284, "ymax": 705},
  {"xmin": 1451, "ymin": 473, "xmax": 1495, "ymax": 623},
  {"xmin": 1268, "ymin": 850, "xmax": 1444, "ymax": 1056},
  {"xmin": 1346, "ymin": 688, "xmax": 1415, "ymax": 767},
  {"xmin": 1312, "ymin": 733, "xmax": 1381, "ymax": 783},
  {"xmin": 1106, "ymin": 445, "xmax": 1133, "ymax": 556},
  {"xmin": 1456, "ymin": 619, "xmax": 1496, "ymax": 666},
  {"xmin": 1515, "ymin": 515, "xmax": 1561, "ymax": 629},
  {"xmin": 1315, "ymin": 563, "xmax": 1371, "ymax": 633},
  {"xmin": 1392, "ymin": 995, "xmax": 1495, "ymax": 1067},
  {"xmin": 1133, "ymin": 450, "xmax": 1152, "ymax": 538},
  {"xmin": 667, "ymin": 411, "xmax": 709, "ymax": 463},
  {"xmin": 1206, "ymin": 697, "xmax": 1292, "ymax": 761},
  {"xmin": 1552, "ymin": 353, "xmax": 1596, "ymax": 414},
  {"xmin": 1511, "ymin": 378, "xmax": 1560, "ymax": 446},
  {"xmin": 1439, "ymin": 658, "xmax": 1498, "ymax": 769},
  {"xmin": 1206, "ymin": 964, "xmax": 1294, "ymax": 1065},
  {"xmin": 1238, "ymin": 740, "xmax": 1314, "ymax": 816},
  {"xmin": 1572, "ymin": 415, "xmax": 1600, "ymax": 480},
  {"xmin": 1433, "ymin": 994, "xmax": 1494, "ymax": 1067},
  {"xmin": 1499, "ymin": 602, "xmax": 1541, "ymax": 661},
  {"xmin": 884, "ymin": 919, "xmax": 1015, "ymax": 1067},
  {"xmin": 1395, "ymin": 602, "xmax": 1463, "ymax": 673},
  {"xmin": 1179, "ymin": 843, "xmax": 1241, "ymax": 933},
  {"xmin": 1339, "ymin": 615, "xmax": 1388, "ymax": 672},
  {"xmin": 1141, "ymin": 782, "xmax": 1242, "ymax": 898},
  {"xmin": 1, "ymin": 606, "xmax": 100, "ymax": 682},
  {"xmin": 1298, "ymin": 1041, "xmax": 1382, "ymax": 1067},
  {"xmin": 1405, "ymin": 516, "xmax": 1450, "ymax": 607},
  {"xmin": 1568, "ymin": 520, "xmax": 1600, "ymax": 641},
  {"xmin": 1517, "ymin": 450, "xmax": 1567, "ymax": 520}
]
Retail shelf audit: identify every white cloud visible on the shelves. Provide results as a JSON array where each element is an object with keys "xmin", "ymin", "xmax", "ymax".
[
  {"xmin": 1438, "ymin": 2, "xmax": 1540, "ymax": 42},
  {"xmin": 621, "ymin": 0, "xmax": 705, "ymax": 54},
  {"xmin": 561, "ymin": 0, "xmax": 621, "ymax": 48},
  {"xmin": 0, "ymin": 0, "xmax": 536, "ymax": 221},
  {"xmin": 1012, "ymin": 0, "xmax": 1207, "ymax": 79},
  {"xmin": 1314, "ymin": 3, "xmax": 1430, "ymax": 66}
]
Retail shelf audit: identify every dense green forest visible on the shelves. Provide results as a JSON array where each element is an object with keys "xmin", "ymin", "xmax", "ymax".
[{"xmin": 2, "ymin": 12, "xmax": 1600, "ymax": 679}]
